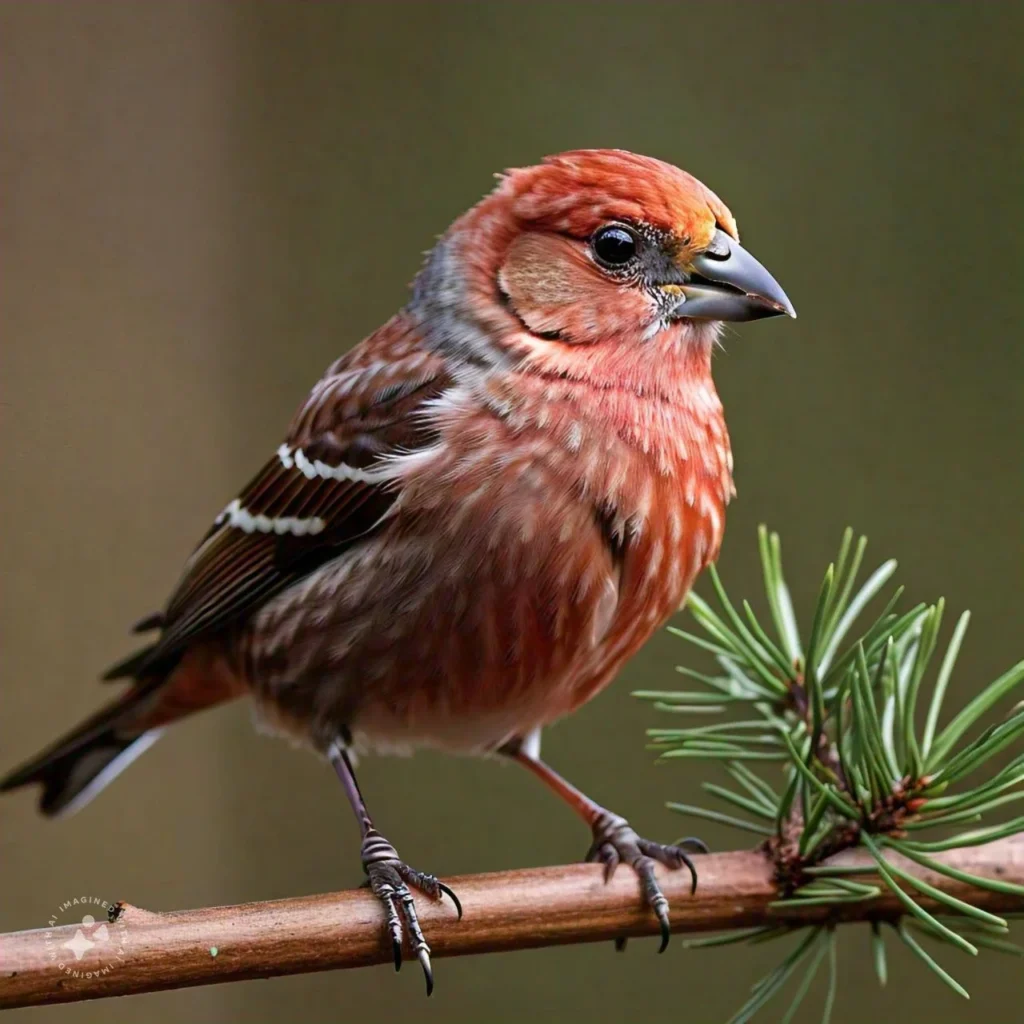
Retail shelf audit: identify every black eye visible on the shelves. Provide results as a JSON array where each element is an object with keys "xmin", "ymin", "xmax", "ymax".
[{"xmin": 592, "ymin": 225, "xmax": 638, "ymax": 267}]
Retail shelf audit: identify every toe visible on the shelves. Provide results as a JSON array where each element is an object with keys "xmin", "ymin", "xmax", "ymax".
[
  {"xmin": 587, "ymin": 840, "xmax": 621, "ymax": 882},
  {"xmin": 395, "ymin": 884, "xmax": 433, "ymax": 997},
  {"xmin": 394, "ymin": 864, "xmax": 462, "ymax": 920},
  {"xmin": 367, "ymin": 870, "xmax": 405, "ymax": 971},
  {"xmin": 638, "ymin": 838, "xmax": 701, "ymax": 895},
  {"xmin": 634, "ymin": 857, "xmax": 672, "ymax": 953}
]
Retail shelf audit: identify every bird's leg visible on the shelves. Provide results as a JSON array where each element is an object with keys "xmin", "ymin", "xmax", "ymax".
[
  {"xmin": 328, "ymin": 742, "xmax": 461, "ymax": 995},
  {"xmin": 503, "ymin": 742, "xmax": 707, "ymax": 952}
]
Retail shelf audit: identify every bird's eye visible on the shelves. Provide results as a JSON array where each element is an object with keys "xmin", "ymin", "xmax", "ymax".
[{"xmin": 591, "ymin": 225, "xmax": 638, "ymax": 267}]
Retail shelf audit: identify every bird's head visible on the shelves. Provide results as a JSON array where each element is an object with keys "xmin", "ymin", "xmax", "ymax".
[{"xmin": 412, "ymin": 149, "xmax": 794, "ymax": 365}]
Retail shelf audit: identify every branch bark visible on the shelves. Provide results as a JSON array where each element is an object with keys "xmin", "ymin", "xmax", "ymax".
[{"xmin": 2, "ymin": 836, "xmax": 1022, "ymax": 1009}]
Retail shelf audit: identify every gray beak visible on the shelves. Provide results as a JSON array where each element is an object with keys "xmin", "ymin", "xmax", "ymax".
[{"xmin": 671, "ymin": 228, "xmax": 796, "ymax": 322}]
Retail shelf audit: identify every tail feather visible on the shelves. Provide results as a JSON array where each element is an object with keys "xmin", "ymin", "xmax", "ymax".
[
  {"xmin": 4, "ymin": 645, "xmax": 243, "ymax": 816},
  {"xmin": 1, "ymin": 727, "xmax": 162, "ymax": 817},
  {"xmin": 0, "ymin": 687, "xmax": 160, "ymax": 817},
  {"xmin": 101, "ymin": 643, "xmax": 162, "ymax": 682},
  {"xmin": 131, "ymin": 611, "xmax": 165, "ymax": 634}
]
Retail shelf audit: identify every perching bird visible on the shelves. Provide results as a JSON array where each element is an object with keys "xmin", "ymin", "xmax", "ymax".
[{"xmin": 2, "ymin": 149, "xmax": 794, "ymax": 992}]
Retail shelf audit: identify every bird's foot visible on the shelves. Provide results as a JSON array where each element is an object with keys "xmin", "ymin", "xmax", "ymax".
[
  {"xmin": 585, "ymin": 810, "xmax": 708, "ymax": 953},
  {"xmin": 360, "ymin": 829, "xmax": 462, "ymax": 996}
]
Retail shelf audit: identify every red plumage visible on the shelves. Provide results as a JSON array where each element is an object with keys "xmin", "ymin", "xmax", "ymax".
[{"xmin": 3, "ymin": 150, "xmax": 794, "ymax": 986}]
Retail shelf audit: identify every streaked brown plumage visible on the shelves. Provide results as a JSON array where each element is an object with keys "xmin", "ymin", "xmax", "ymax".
[{"xmin": 2, "ymin": 149, "xmax": 794, "ymax": 991}]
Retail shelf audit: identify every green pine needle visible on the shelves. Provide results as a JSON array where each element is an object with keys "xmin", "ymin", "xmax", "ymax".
[
  {"xmin": 666, "ymin": 801, "xmax": 774, "ymax": 835},
  {"xmin": 897, "ymin": 921, "xmax": 971, "ymax": 1000},
  {"xmin": 871, "ymin": 921, "xmax": 888, "ymax": 986},
  {"xmin": 681, "ymin": 926, "xmax": 786, "ymax": 949},
  {"xmin": 725, "ymin": 928, "xmax": 823, "ymax": 1024},
  {"xmin": 638, "ymin": 526, "xmax": 1024, "ymax": 1023}
]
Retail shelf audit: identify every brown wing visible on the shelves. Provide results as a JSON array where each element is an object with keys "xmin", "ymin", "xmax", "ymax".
[{"xmin": 106, "ymin": 337, "xmax": 449, "ymax": 680}]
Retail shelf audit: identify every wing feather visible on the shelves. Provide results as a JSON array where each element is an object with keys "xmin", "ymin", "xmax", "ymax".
[{"xmin": 111, "ymin": 339, "xmax": 449, "ymax": 679}]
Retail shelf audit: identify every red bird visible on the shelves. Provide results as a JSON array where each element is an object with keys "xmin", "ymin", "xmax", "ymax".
[{"xmin": 2, "ymin": 149, "xmax": 794, "ymax": 991}]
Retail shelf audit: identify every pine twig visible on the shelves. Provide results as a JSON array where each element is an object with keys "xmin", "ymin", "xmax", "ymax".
[{"xmin": 645, "ymin": 526, "xmax": 1024, "ymax": 1021}]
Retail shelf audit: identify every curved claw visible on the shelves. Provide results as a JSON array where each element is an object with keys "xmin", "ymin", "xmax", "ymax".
[
  {"xmin": 392, "ymin": 936, "xmax": 403, "ymax": 972},
  {"xmin": 614, "ymin": 936, "xmax": 628, "ymax": 953},
  {"xmin": 679, "ymin": 850, "xmax": 698, "ymax": 895},
  {"xmin": 417, "ymin": 947, "xmax": 434, "ymax": 997},
  {"xmin": 654, "ymin": 903, "xmax": 671, "ymax": 954},
  {"xmin": 438, "ymin": 881, "xmax": 463, "ymax": 921},
  {"xmin": 674, "ymin": 835, "xmax": 711, "ymax": 855}
]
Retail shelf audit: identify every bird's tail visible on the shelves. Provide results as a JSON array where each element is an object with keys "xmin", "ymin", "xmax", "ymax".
[
  {"xmin": 2, "ymin": 644, "xmax": 244, "ymax": 817},
  {"xmin": 0, "ymin": 687, "xmax": 164, "ymax": 817}
]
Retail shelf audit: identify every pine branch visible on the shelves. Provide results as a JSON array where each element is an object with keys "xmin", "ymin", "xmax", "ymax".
[
  {"xmin": 642, "ymin": 526, "xmax": 1024, "ymax": 1021},
  {"xmin": 2, "ymin": 837, "xmax": 1022, "ymax": 1009}
]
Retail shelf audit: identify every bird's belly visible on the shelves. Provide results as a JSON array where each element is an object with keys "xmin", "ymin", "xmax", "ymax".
[
  {"xmin": 246, "ymin": 627, "xmax": 598, "ymax": 758},
  {"xmin": 240, "ymin": 506, "xmax": 618, "ymax": 754},
  {"xmin": 340, "ymin": 556, "xmax": 691, "ymax": 756},
  {"xmin": 345, "ymin": 682, "xmax": 572, "ymax": 756},
  {"xmin": 240, "ymin": 446, "xmax": 721, "ymax": 757}
]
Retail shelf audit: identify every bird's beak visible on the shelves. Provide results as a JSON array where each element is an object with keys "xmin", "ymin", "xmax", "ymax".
[{"xmin": 669, "ymin": 228, "xmax": 796, "ymax": 322}]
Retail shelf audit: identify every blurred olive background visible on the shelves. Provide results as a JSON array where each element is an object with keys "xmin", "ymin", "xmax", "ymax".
[{"xmin": 1, "ymin": 3, "xmax": 1021, "ymax": 1022}]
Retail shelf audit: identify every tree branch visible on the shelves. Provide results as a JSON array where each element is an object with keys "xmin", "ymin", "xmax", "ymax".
[{"xmin": 2, "ymin": 836, "xmax": 1021, "ymax": 1009}]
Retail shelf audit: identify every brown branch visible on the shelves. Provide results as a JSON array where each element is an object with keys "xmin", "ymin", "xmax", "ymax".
[{"xmin": 2, "ymin": 837, "xmax": 1022, "ymax": 1009}]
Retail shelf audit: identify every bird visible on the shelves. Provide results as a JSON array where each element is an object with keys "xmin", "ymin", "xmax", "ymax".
[{"xmin": 1, "ymin": 148, "xmax": 794, "ymax": 993}]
